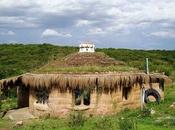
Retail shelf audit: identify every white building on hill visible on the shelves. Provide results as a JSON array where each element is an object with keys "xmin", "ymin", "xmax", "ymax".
[{"xmin": 79, "ymin": 42, "xmax": 95, "ymax": 53}]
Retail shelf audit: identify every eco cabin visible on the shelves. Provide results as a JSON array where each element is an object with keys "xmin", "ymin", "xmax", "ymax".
[{"xmin": 0, "ymin": 73, "xmax": 171, "ymax": 117}]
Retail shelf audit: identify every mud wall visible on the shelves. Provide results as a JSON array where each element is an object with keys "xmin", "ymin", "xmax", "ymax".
[{"xmin": 28, "ymin": 83, "xmax": 163, "ymax": 117}]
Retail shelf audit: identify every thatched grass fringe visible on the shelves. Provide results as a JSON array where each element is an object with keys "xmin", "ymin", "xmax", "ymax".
[{"xmin": 0, "ymin": 73, "xmax": 172, "ymax": 92}]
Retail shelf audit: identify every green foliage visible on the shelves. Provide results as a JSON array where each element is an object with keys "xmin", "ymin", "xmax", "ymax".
[
  {"xmin": 68, "ymin": 111, "xmax": 86, "ymax": 127},
  {"xmin": 118, "ymin": 117, "xmax": 138, "ymax": 130},
  {"xmin": 154, "ymin": 117, "xmax": 175, "ymax": 127},
  {"xmin": 0, "ymin": 98, "xmax": 17, "ymax": 112},
  {"xmin": 0, "ymin": 44, "xmax": 78, "ymax": 79},
  {"xmin": 140, "ymin": 108, "xmax": 151, "ymax": 117},
  {"xmin": 97, "ymin": 48, "xmax": 175, "ymax": 76},
  {"xmin": 0, "ymin": 44, "xmax": 175, "ymax": 79},
  {"xmin": 94, "ymin": 116, "xmax": 117, "ymax": 130},
  {"xmin": 13, "ymin": 118, "xmax": 68, "ymax": 130},
  {"xmin": 38, "ymin": 65, "xmax": 136, "ymax": 73}
]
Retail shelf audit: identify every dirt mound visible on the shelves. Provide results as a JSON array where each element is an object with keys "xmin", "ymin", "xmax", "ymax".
[{"xmin": 63, "ymin": 52, "xmax": 124, "ymax": 66}]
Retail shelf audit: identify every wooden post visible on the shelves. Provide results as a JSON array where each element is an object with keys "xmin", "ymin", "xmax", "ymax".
[{"xmin": 145, "ymin": 58, "xmax": 149, "ymax": 74}]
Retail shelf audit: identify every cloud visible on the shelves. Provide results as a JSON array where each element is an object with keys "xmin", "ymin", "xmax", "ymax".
[
  {"xmin": 0, "ymin": 16, "xmax": 38, "ymax": 28},
  {"xmin": 150, "ymin": 30, "xmax": 175, "ymax": 38},
  {"xmin": 76, "ymin": 19, "xmax": 97, "ymax": 27},
  {"xmin": 87, "ymin": 27, "xmax": 106, "ymax": 35},
  {"xmin": 0, "ymin": 0, "xmax": 175, "ymax": 49},
  {"xmin": 42, "ymin": 29, "xmax": 72, "ymax": 38},
  {"xmin": 0, "ymin": 30, "xmax": 15, "ymax": 36}
]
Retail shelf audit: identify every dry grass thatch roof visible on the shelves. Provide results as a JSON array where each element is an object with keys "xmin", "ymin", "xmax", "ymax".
[{"xmin": 0, "ymin": 73, "xmax": 172, "ymax": 93}]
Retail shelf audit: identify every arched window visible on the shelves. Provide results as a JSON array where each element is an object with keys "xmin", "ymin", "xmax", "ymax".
[
  {"xmin": 74, "ymin": 88, "xmax": 91, "ymax": 106},
  {"xmin": 74, "ymin": 88, "xmax": 81, "ymax": 105},
  {"xmin": 122, "ymin": 87, "xmax": 132, "ymax": 100},
  {"xmin": 83, "ymin": 89, "xmax": 90, "ymax": 105}
]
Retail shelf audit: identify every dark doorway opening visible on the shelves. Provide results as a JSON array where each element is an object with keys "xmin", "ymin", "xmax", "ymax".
[{"xmin": 17, "ymin": 86, "xmax": 29, "ymax": 108}]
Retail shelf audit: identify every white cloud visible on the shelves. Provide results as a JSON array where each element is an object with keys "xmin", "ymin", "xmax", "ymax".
[
  {"xmin": 76, "ymin": 20, "xmax": 97, "ymax": 27},
  {"xmin": 7, "ymin": 31, "xmax": 15, "ymax": 35},
  {"xmin": 106, "ymin": 24, "xmax": 129, "ymax": 32},
  {"xmin": 42, "ymin": 29, "xmax": 72, "ymax": 38},
  {"xmin": 0, "ymin": 0, "xmax": 175, "ymax": 49},
  {"xmin": 0, "ymin": 30, "xmax": 15, "ymax": 36},
  {"xmin": 1, "ymin": 0, "xmax": 175, "ymax": 30},
  {"xmin": 0, "ymin": 0, "xmax": 33, "ymax": 8},
  {"xmin": 0, "ymin": 16, "xmax": 38, "ymax": 28},
  {"xmin": 87, "ymin": 27, "xmax": 106, "ymax": 35},
  {"xmin": 150, "ymin": 30, "xmax": 175, "ymax": 38}
]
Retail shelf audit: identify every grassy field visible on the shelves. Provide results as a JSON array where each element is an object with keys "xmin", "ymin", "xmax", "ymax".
[{"xmin": 0, "ymin": 44, "xmax": 175, "ymax": 130}]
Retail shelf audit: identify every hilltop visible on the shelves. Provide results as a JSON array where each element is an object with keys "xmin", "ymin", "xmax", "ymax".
[
  {"xmin": 0, "ymin": 44, "xmax": 175, "ymax": 79},
  {"xmin": 36, "ymin": 52, "xmax": 133, "ymax": 73},
  {"xmin": 63, "ymin": 52, "xmax": 124, "ymax": 66}
]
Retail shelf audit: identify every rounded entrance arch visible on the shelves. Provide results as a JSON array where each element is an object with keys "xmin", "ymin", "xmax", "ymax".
[{"xmin": 144, "ymin": 89, "xmax": 161, "ymax": 104}]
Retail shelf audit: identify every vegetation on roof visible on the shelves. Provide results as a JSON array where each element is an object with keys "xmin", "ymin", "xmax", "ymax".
[
  {"xmin": 0, "ymin": 44, "xmax": 175, "ymax": 79},
  {"xmin": 36, "ymin": 52, "xmax": 136, "ymax": 73}
]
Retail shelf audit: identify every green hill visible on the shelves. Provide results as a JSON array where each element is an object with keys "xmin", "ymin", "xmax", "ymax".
[
  {"xmin": 0, "ymin": 44, "xmax": 78, "ymax": 79},
  {"xmin": 0, "ymin": 44, "xmax": 175, "ymax": 79}
]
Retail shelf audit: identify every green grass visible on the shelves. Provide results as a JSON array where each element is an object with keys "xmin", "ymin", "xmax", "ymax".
[
  {"xmin": 1, "ymin": 98, "xmax": 17, "ymax": 112},
  {"xmin": 97, "ymin": 48, "xmax": 175, "ymax": 76},
  {"xmin": 0, "ymin": 44, "xmax": 78, "ymax": 79},
  {"xmin": 36, "ymin": 65, "xmax": 137, "ymax": 73},
  {"xmin": 0, "ymin": 119, "xmax": 12, "ymax": 129}
]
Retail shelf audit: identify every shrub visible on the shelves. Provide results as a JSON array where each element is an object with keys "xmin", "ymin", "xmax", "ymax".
[
  {"xmin": 155, "ymin": 117, "xmax": 175, "ymax": 127},
  {"xmin": 140, "ymin": 108, "xmax": 151, "ymax": 117},
  {"xmin": 95, "ymin": 116, "xmax": 114, "ymax": 130},
  {"xmin": 118, "ymin": 117, "xmax": 138, "ymax": 130},
  {"xmin": 68, "ymin": 111, "xmax": 86, "ymax": 127}
]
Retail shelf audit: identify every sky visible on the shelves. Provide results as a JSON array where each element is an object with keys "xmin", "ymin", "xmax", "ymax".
[{"xmin": 0, "ymin": 0, "xmax": 175, "ymax": 50}]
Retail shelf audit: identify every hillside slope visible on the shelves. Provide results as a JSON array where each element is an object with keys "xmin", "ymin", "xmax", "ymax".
[
  {"xmin": 0, "ymin": 44, "xmax": 175, "ymax": 79},
  {"xmin": 36, "ymin": 51, "xmax": 135, "ymax": 73},
  {"xmin": 0, "ymin": 44, "xmax": 78, "ymax": 79}
]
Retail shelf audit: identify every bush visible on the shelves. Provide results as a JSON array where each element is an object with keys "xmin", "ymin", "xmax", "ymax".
[
  {"xmin": 155, "ymin": 117, "xmax": 175, "ymax": 127},
  {"xmin": 68, "ymin": 111, "xmax": 86, "ymax": 127},
  {"xmin": 140, "ymin": 108, "xmax": 151, "ymax": 117},
  {"xmin": 118, "ymin": 117, "xmax": 138, "ymax": 130},
  {"xmin": 95, "ymin": 116, "xmax": 115, "ymax": 130}
]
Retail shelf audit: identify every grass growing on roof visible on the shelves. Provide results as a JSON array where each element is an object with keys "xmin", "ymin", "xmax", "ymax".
[{"xmin": 36, "ymin": 65, "xmax": 137, "ymax": 73}]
